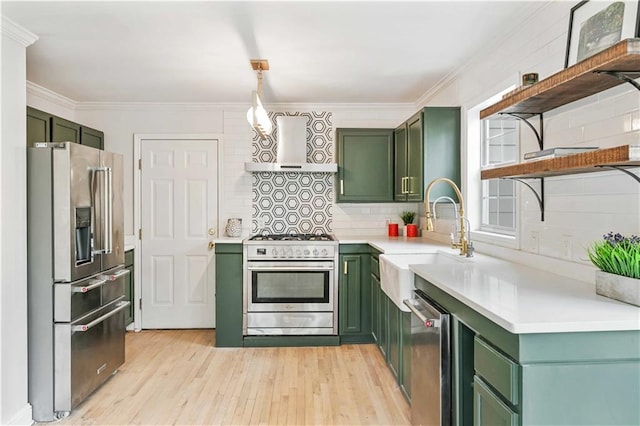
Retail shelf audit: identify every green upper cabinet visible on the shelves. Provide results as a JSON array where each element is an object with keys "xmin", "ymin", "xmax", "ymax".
[
  {"xmin": 26, "ymin": 107, "xmax": 105, "ymax": 150},
  {"xmin": 80, "ymin": 126, "xmax": 104, "ymax": 150},
  {"xmin": 423, "ymin": 107, "xmax": 461, "ymax": 201},
  {"xmin": 338, "ymin": 245, "xmax": 373, "ymax": 344},
  {"xmin": 336, "ymin": 128, "xmax": 394, "ymax": 203},
  {"xmin": 394, "ymin": 111, "xmax": 424, "ymax": 202},
  {"xmin": 51, "ymin": 116, "xmax": 81, "ymax": 143},
  {"xmin": 26, "ymin": 107, "xmax": 51, "ymax": 147}
]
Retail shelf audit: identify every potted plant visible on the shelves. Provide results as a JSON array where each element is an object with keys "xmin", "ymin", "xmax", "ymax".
[
  {"xmin": 587, "ymin": 232, "xmax": 640, "ymax": 307},
  {"xmin": 400, "ymin": 211, "xmax": 417, "ymax": 237}
]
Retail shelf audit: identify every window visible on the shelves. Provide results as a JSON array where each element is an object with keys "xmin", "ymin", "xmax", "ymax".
[{"xmin": 481, "ymin": 118, "xmax": 518, "ymax": 234}]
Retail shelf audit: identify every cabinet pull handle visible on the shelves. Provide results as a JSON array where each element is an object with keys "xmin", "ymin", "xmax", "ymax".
[
  {"xmin": 340, "ymin": 179, "xmax": 344, "ymax": 195},
  {"xmin": 343, "ymin": 261, "xmax": 348, "ymax": 275},
  {"xmin": 403, "ymin": 176, "xmax": 409, "ymax": 194},
  {"xmin": 401, "ymin": 177, "xmax": 405, "ymax": 194}
]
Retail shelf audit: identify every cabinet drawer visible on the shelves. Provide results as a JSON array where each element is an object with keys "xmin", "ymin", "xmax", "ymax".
[
  {"xmin": 474, "ymin": 337, "xmax": 520, "ymax": 405},
  {"xmin": 474, "ymin": 376, "xmax": 519, "ymax": 426},
  {"xmin": 371, "ymin": 255, "xmax": 379, "ymax": 279}
]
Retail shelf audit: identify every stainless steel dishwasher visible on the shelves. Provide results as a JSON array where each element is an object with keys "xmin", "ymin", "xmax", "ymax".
[{"xmin": 403, "ymin": 289, "xmax": 451, "ymax": 426}]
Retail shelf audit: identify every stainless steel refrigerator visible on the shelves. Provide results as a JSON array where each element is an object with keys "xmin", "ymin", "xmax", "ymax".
[{"xmin": 27, "ymin": 142, "xmax": 129, "ymax": 422}]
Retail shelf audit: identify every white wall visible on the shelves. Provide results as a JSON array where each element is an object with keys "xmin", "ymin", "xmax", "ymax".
[
  {"xmin": 1, "ymin": 17, "xmax": 37, "ymax": 426},
  {"xmin": 23, "ymin": 1, "xmax": 639, "ymax": 283},
  {"xmin": 424, "ymin": 1, "xmax": 640, "ymax": 274}
]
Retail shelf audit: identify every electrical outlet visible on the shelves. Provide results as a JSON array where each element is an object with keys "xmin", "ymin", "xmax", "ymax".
[
  {"xmin": 529, "ymin": 231, "xmax": 539, "ymax": 253},
  {"xmin": 563, "ymin": 238, "xmax": 572, "ymax": 259}
]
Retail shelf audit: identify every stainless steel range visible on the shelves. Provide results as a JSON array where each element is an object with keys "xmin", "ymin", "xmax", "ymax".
[{"xmin": 243, "ymin": 233, "xmax": 339, "ymax": 336}]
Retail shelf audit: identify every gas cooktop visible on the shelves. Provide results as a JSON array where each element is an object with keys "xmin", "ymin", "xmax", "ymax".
[{"xmin": 247, "ymin": 232, "xmax": 335, "ymax": 242}]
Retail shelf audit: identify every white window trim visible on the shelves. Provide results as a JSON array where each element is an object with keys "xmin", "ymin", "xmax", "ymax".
[{"xmin": 466, "ymin": 86, "xmax": 520, "ymax": 250}]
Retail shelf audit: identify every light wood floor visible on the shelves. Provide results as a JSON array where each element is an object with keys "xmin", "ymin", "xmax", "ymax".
[{"xmin": 56, "ymin": 330, "xmax": 411, "ymax": 425}]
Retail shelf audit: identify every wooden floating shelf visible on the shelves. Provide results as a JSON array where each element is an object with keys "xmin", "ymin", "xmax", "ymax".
[
  {"xmin": 481, "ymin": 145, "xmax": 640, "ymax": 180},
  {"xmin": 480, "ymin": 38, "xmax": 640, "ymax": 119}
]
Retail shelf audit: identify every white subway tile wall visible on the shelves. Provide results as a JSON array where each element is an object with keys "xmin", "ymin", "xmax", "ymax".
[{"xmin": 519, "ymin": 87, "xmax": 640, "ymax": 264}]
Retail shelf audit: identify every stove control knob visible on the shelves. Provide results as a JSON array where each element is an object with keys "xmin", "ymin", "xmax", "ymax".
[
  {"xmin": 271, "ymin": 248, "xmax": 278, "ymax": 256},
  {"xmin": 321, "ymin": 249, "xmax": 328, "ymax": 257},
  {"xmin": 304, "ymin": 249, "xmax": 310, "ymax": 256},
  {"xmin": 295, "ymin": 249, "xmax": 302, "ymax": 256},
  {"xmin": 313, "ymin": 249, "xmax": 319, "ymax": 256},
  {"xmin": 286, "ymin": 248, "xmax": 293, "ymax": 257}
]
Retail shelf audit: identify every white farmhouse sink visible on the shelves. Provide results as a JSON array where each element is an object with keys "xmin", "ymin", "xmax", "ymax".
[{"xmin": 379, "ymin": 252, "xmax": 465, "ymax": 312}]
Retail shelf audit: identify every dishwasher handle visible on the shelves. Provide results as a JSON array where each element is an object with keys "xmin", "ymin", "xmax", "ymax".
[{"xmin": 403, "ymin": 299, "xmax": 441, "ymax": 328}]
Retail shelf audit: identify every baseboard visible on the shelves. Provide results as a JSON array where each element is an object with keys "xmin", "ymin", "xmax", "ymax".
[
  {"xmin": 243, "ymin": 335, "xmax": 340, "ymax": 347},
  {"xmin": 5, "ymin": 403, "xmax": 33, "ymax": 425}
]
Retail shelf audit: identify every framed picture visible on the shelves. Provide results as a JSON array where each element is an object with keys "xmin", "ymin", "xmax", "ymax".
[{"xmin": 564, "ymin": 0, "xmax": 640, "ymax": 67}]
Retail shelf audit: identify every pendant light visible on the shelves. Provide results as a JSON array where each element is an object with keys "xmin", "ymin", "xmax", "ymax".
[{"xmin": 246, "ymin": 59, "xmax": 272, "ymax": 139}]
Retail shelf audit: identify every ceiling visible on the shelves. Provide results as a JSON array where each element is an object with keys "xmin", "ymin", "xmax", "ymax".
[{"xmin": 2, "ymin": 1, "xmax": 548, "ymax": 104}]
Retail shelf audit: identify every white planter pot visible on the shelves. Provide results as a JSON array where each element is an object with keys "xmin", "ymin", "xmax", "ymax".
[{"xmin": 595, "ymin": 270, "xmax": 640, "ymax": 307}]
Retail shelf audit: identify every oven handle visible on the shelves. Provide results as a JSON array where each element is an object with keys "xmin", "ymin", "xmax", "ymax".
[{"xmin": 247, "ymin": 262, "xmax": 334, "ymax": 271}]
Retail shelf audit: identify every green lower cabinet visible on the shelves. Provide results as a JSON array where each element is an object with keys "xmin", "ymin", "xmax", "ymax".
[
  {"xmin": 379, "ymin": 292, "xmax": 388, "ymax": 356},
  {"xmin": 387, "ymin": 300, "xmax": 400, "ymax": 379},
  {"xmin": 214, "ymin": 243, "xmax": 243, "ymax": 347},
  {"xmin": 124, "ymin": 249, "xmax": 135, "ymax": 326},
  {"xmin": 400, "ymin": 311, "xmax": 411, "ymax": 400},
  {"xmin": 474, "ymin": 376, "xmax": 519, "ymax": 426},
  {"xmin": 371, "ymin": 273, "xmax": 380, "ymax": 344},
  {"xmin": 338, "ymin": 245, "xmax": 372, "ymax": 343},
  {"xmin": 415, "ymin": 274, "xmax": 640, "ymax": 426}
]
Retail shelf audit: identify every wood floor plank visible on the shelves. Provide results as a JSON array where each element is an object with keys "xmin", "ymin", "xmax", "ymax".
[{"xmin": 48, "ymin": 330, "xmax": 410, "ymax": 426}]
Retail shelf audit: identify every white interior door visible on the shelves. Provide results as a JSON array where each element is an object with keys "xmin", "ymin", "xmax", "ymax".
[{"xmin": 140, "ymin": 139, "xmax": 218, "ymax": 328}]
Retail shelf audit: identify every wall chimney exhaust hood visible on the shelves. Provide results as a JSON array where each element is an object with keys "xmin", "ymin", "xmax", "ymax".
[{"xmin": 245, "ymin": 116, "xmax": 337, "ymax": 173}]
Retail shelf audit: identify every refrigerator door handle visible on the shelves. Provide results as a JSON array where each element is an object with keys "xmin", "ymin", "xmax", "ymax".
[
  {"xmin": 91, "ymin": 166, "xmax": 113, "ymax": 255},
  {"xmin": 105, "ymin": 166, "xmax": 113, "ymax": 254}
]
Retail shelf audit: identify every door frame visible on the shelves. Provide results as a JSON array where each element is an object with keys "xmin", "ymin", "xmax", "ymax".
[{"xmin": 133, "ymin": 133, "xmax": 224, "ymax": 331}]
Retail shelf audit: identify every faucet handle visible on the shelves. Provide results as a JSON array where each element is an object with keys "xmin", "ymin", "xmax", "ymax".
[{"xmin": 466, "ymin": 241, "xmax": 475, "ymax": 258}]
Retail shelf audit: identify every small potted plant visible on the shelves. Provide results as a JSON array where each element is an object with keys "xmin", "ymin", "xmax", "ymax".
[
  {"xmin": 400, "ymin": 211, "xmax": 417, "ymax": 237},
  {"xmin": 588, "ymin": 232, "xmax": 640, "ymax": 307}
]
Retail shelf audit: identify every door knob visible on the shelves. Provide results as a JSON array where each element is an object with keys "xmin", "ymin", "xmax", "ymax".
[
  {"xmin": 208, "ymin": 241, "xmax": 215, "ymax": 250},
  {"xmin": 208, "ymin": 228, "xmax": 215, "ymax": 236}
]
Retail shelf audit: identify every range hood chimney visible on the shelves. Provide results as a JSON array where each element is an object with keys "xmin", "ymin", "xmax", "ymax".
[{"xmin": 245, "ymin": 116, "xmax": 337, "ymax": 173}]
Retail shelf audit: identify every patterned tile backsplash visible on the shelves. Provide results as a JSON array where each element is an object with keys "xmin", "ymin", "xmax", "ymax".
[{"xmin": 251, "ymin": 112, "xmax": 334, "ymax": 234}]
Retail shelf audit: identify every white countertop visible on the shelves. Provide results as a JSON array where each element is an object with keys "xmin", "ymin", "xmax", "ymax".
[
  {"xmin": 410, "ymin": 255, "xmax": 640, "ymax": 334},
  {"xmin": 336, "ymin": 234, "xmax": 639, "ymax": 334}
]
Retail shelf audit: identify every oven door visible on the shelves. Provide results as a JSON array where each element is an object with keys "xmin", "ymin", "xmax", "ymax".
[{"xmin": 247, "ymin": 261, "xmax": 334, "ymax": 312}]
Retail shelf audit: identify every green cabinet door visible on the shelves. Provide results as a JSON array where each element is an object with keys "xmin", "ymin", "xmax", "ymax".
[
  {"xmin": 51, "ymin": 116, "xmax": 81, "ymax": 143},
  {"xmin": 474, "ymin": 376, "xmax": 519, "ymax": 426},
  {"xmin": 336, "ymin": 129, "xmax": 394, "ymax": 203},
  {"xmin": 394, "ymin": 125, "xmax": 408, "ymax": 200},
  {"xmin": 124, "ymin": 249, "xmax": 135, "ymax": 326},
  {"xmin": 80, "ymin": 126, "xmax": 104, "ymax": 150},
  {"xmin": 406, "ymin": 112, "xmax": 424, "ymax": 202},
  {"xmin": 26, "ymin": 107, "xmax": 51, "ymax": 147},
  {"xmin": 379, "ymin": 292, "xmax": 388, "ymax": 356},
  {"xmin": 387, "ymin": 300, "xmax": 401, "ymax": 379},
  {"xmin": 215, "ymin": 243, "xmax": 243, "ymax": 347},
  {"xmin": 395, "ymin": 111, "xmax": 424, "ymax": 202},
  {"xmin": 400, "ymin": 310, "xmax": 412, "ymax": 400},
  {"xmin": 424, "ymin": 107, "xmax": 461, "ymax": 201},
  {"xmin": 338, "ymin": 245, "xmax": 372, "ymax": 344}
]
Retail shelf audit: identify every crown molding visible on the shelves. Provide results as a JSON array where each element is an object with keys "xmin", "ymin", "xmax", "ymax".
[
  {"xmin": 265, "ymin": 102, "xmax": 414, "ymax": 112},
  {"xmin": 1, "ymin": 16, "xmax": 38, "ymax": 47},
  {"xmin": 27, "ymin": 81, "xmax": 77, "ymax": 110},
  {"xmin": 74, "ymin": 101, "xmax": 249, "ymax": 111},
  {"xmin": 413, "ymin": 1, "xmax": 554, "ymax": 108}
]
